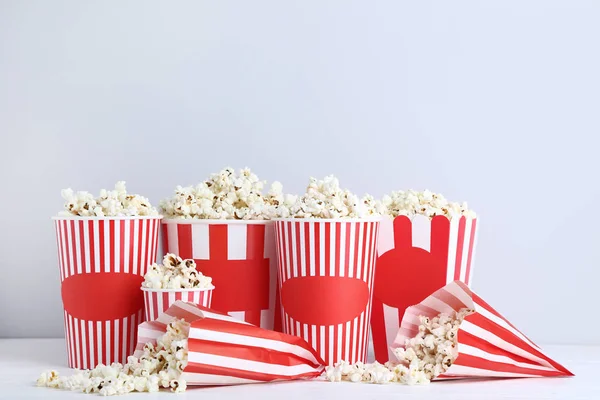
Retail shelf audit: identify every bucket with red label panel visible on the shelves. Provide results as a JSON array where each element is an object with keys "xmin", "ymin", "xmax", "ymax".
[
  {"xmin": 274, "ymin": 218, "xmax": 380, "ymax": 366},
  {"xmin": 161, "ymin": 219, "xmax": 279, "ymax": 331},
  {"xmin": 53, "ymin": 216, "xmax": 162, "ymax": 369}
]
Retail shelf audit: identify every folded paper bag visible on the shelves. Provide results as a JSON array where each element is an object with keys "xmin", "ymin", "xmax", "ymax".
[
  {"xmin": 135, "ymin": 300, "xmax": 325, "ymax": 385},
  {"xmin": 392, "ymin": 281, "xmax": 573, "ymax": 379}
]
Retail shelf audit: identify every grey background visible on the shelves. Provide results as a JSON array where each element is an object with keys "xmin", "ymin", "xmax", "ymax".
[{"xmin": 1, "ymin": 0, "xmax": 598, "ymax": 344}]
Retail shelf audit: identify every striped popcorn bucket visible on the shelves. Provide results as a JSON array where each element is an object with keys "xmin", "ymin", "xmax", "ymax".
[
  {"xmin": 135, "ymin": 301, "xmax": 325, "ymax": 384},
  {"xmin": 161, "ymin": 220, "xmax": 279, "ymax": 330},
  {"xmin": 53, "ymin": 216, "xmax": 161, "ymax": 369},
  {"xmin": 142, "ymin": 287, "xmax": 214, "ymax": 321},
  {"xmin": 393, "ymin": 281, "xmax": 573, "ymax": 379},
  {"xmin": 274, "ymin": 218, "xmax": 380, "ymax": 366},
  {"xmin": 371, "ymin": 214, "xmax": 479, "ymax": 363}
]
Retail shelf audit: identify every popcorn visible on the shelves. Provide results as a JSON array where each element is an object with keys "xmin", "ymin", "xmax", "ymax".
[
  {"xmin": 60, "ymin": 181, "xmax": 158, "ymax": 217},
  {"xmin": 381, "ymin": 189, "xmax": 475, "ymax": 219},
  {"xmin": 288, "ymin": 176, "xmax": 381, "ymax": 219},
  {"xmin": 142, "ymin": 253, "xmax": 213, "ymax": 290},
  {"xmin": 160, "ymin": 167, "xmax": 295, "ymax": 220},
  {"xmin": 36, "ymin": 319, "xmax": 190, "ymax": 396}
]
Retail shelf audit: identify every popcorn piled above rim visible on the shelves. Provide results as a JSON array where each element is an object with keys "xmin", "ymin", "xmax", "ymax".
[
  {"xmin": 325, "ymin": 308, "xmax": 470, "ymax": 385},
  {"xmin": 159, "ymin": 167, "xmax": 297, "ymax": 220},
  {"xmin": 287, "ymin": 175, "xmax": 384, "ymax": 219},
  {"xmin": 60, "ymin": 181, "xmax": 158, "ymax": 217},
  {"xmin": 37, "ymin": 319, "xmax": 190, "ymax": 395},
  {"xmin": 381, "ymin": 189, "xmax": 475, "ymax": 219},
  {"xmin": 142, "ymin": 254, "xmax": 213, "ymax": 290}
]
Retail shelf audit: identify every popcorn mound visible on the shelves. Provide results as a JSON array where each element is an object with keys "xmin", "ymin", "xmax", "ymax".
[
  {"xmin": 143, "ymin": 253, "xmax": 213, "ymax": 290},
  {"xmin": 289, "ymin": 175, "xmax": 382, "ymax": 219},
  {"xmin": 159, "ymin": 167, "xmax": 296, "ymax": 220},
  {"xmin": 325, "ymin": 308, "xmax": 473, "ymax": 385},
  {"xmin": 60, "ymin": 181, "xmax": 158, "ymax": 217},
  {"xmin": 382, "ymin": 190, "xmax": 475, "ymax": 219},
  {"xmin": 36, "ymin": 319, "xmax": 190, "ymax": 396}
]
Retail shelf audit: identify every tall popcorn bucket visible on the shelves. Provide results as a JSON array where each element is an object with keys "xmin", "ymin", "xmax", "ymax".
[
  {"xmin": 370, "ymin": 214, "xmax": 479, "ymax": 363},
  {"xmin": 142, "ymin": 287, "xmax": 214, "ymax": 321},
  {"xmin": 161, "ymin": 219, "xmax": 279, "ymax": 330},
  {"xmin": 53, "ymin": 216, "xmax": 162, "ymax": 369},
  {"xmin": 274, "ymin": 218, "xmax": 380, "ymax": 366}
]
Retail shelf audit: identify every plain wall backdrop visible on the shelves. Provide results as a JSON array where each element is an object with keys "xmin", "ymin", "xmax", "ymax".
[{"xmin": 1, "ymin": 0, "xmax": 599, "ymax": 344}]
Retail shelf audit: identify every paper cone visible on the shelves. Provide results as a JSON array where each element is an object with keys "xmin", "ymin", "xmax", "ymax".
[
  {"xmin": 162, "ymin": 219, "xmax": 279, "ymax": 330},
  {"xmin": 371, "ymin": 215, "xmax": 479, "ymax": 363},
  {"xmin": 53, "ymin": 216, "xmax": 162, "ymax": 369},
  {"xmin": 392, "ymin": 281, "xmax": 573, "ymax": 379},
  {"xmin": 134, "ymin": 301, "xmax": 324, "ymax": 385},
  {"xmin": 142, "ymin": 287, "xmax": 213, "ymax": 321},
  {"xmin": 274, "ymin": 219, "xmax": 380, "ymax": 366}
]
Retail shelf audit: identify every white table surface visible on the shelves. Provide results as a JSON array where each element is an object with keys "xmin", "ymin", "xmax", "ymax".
[{"xmin": 0, "ymin": 339, "xmax": 597, "ymax": 400}]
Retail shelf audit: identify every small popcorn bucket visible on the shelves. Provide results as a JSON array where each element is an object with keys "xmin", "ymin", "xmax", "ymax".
[
  {"xmin": 53, "ymin": 216, "xmax": 162, "ymax": 369},
  {"xmin": 371, "ymin": 214, "xmax": 479, "ymax": 363},
  {"xmin": 161, "ymin": 219, "xmax": 279, "ymax": 330},
  {"xmin": 135, "ymin": 301, "xmax": 325, "ymax": 384},
  {"xmin": 274, "ymin": 218, "xmax": 380, "ymax": 366},
  {"xmin": 142, "ymin": 287, "xmax": 214, "ymax": 321},
  {"xmin": 393, "ymin": 281, "xmax": 573, "ymax": 379}
]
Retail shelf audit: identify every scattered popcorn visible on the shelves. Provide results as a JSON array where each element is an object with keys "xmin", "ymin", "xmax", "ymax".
[
  {"xmin": 288, "ymin": 176, "xmax": 381, "ymax": 219},
  {"xmin": 160, "ymin": 167, "xmax": 296, "ymax": 220},
  {"xmin": 381, "ymin": 189, "xmax": 475, "ymax": 219},
  {"xmin": 142, "ymin": 253, "xmax": 213, "ymax": 290},
  {"xmin": 36, "ymin": 319, "xmax": 190, "ymax": 396},
  {"xmin": 325, "ymin": 359, "xmax": 428, "ymax": 385},
  {"xmin": 60, "ymin": 181, "xmax": 158, "ymax": 217}
]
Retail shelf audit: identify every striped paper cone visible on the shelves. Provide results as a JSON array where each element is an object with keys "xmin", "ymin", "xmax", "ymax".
[
  {"xmin": 371, "ymin": 215, "xmax": 479, "ymax": 363},
  {"xmin": 392, "ymin": 281, "xmax": 573, "ymax": 379},
  {"xmin": 134, "ymin": 301, "xmax": 325, "ymax": 385},
  {"xmin": 161, "ymin": 220, "xmax": 279, "ymax": 330},
  {"xmin": 142, "ymin": 287, "xmax": 214, "ymax": 321},
  {"xmin": 53, "ymin": 216, "xmax": 162, "ymax": 369},
  {"xmin": 274, "ymin": 219, "xmax": 380, "ymax": 366}
]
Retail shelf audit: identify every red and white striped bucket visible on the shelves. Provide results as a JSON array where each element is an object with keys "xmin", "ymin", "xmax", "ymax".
[
  {"xmin": 53, "ymin": 216, "xmax": 161, "ymax": 369},
  {"xmin": 371, "ymin": 214, "xmax": 479, "ymax": 363},
  {"xmin": 161, "ymin": 220, "xmax": 279, "ymax": 330},
  {"xmin": 142, "ymin": 287, "xmax": 214, "ymax": 321},
  {"xmin": 274, "ymin": 219, "xmax": 380, "ymax": 366}
]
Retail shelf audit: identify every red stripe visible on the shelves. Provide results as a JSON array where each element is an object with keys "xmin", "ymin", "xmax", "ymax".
[
  {"xmin": 393, "ymin": 216, "xmax": 412, "ymax": 248},
  {"xmin": 333, "ymin": 222, "xmax": 341, "ymax": 277},
  {"xmin": 119, "ymin": 220, "xmax": 125, "ymax": 273},
  {"xmin": 353, "ymin": 223, "xmax": 360, "ymax": 279},
  {"xmin": 209, "ymin": 225, "xmax": 228, "ymax": 260},
  {"xmin": 90, "ymin": 321, "xmax": 97, "ymax": 369},
  {"xmin": 70, "ymin": 220, "xmax": 78, "ymax": 274},
  {"xmin": 127, "ymin": 220, "xmax": 134, "ymax": 274},
  {"xmin": 314, "ymin": 222, "xmax": 321, "ymax": 275},
  {"xmin": 136, "ymin": 220, "xmax": 144, "ymax": 275},
  {"xmin": 99, "ymin": 220, "xmax": 105, "ymax": 273},
  {"xmin": 432, "ymin": 288, "xmax": 468, "ymax": 311},
  {"xmin": 304, "ymin": 222, "xmax": 311, "ymax": 275},
  {"xmin": 78, "ymin": 221, "xmax": 86, "ymax": 273},
  {"xmin": 162, "ymin": 223, "xmax": 169, "ymax": 253},
  {"xmin": 88, "ymin": 220, "xmax": 96, "ymax": 273},
  {"xmin": 453, "ymin": 354, "xmax": 567, "ymax": 377},
  {"xmin": 185, "ymin": 362, "xmax": 322, "ymax": 382},
  {"xmin": 430, "ymin": 216, "xmax": 450, "ymax": 278},
  {"xmin": 69, "ymin": 315, "xmax": 76, "ymax": 367},
  {"xmin": 118, "ymin": 318, "xmax": 124, "ymax": 365},
  {"xmin": 274, "ymin": 287, "xmax": 282, "ymax": 332},
  {"xmin": 295, "ymin": 222, "xmax": 302, "ymax": 277},
  {"xmin": 85, "ymin": 320, "xmax": 91, "ymax": 369},
  {"xmin": 464, "ymin": 219, "xmax": 477, "ymax": 285},
  {"xmin": 453, "ymin": 217, "xmax": 466, "ymax": 281},
  {"xmin": 177, "ymin": 224, "xmax": 193, "ymax": 259},
  {"xmin": 324, "ymin": 223, "xmax": 331, "ymax": 277},
  {"xmin": 144, "ymin": 220, "xmax": 151, "ymax": 272},
  {"xmin": 245, "ymin": 310, "xmax": 261, "ymax": 326},
  {"xmin": 109, "ymin": 220, "xmax": 116, "ymax": 273},
  {"xmin": 246, "ymin": 224, "xmax": 266, "ymax": 259},
  {"xmin": 459, "ymin": 330, "xmax": 545, "ymax": 366},
  {"xmin": 55, "ymin": 222, "xmax": 64, "ymax": 281},
  {"xmin": 370, "ymin": 298, "xmax": 388, "ymax": 363}
]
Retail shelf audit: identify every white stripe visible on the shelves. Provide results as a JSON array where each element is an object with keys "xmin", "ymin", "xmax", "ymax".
[
  {"xmin": 290, "ymin": 221, "xmax": 298, "ymax": 278},
  {"xmin": 421, "ymin": 295, "xmax": 457, "ymax": 315},
  {"xmin": 187, "ymin": 352, "xmax": 319, "ymax": 376},
  {"xmin": 309, "ymin": 223, "xmax": 316, "ymax": 276},
  {"xmin": 96, "ymin": 321, "xmax": 103, "ymax": 365},
  {"xmin": 363, "ymin": 223, "xmax": 371, "ymax": 281},
  {"xmin": 114, "ymin": 220, "xmax": 120, "ymax": 273},
  {"xmin": 80, "ymin": 319, "xmax": 87, "ymax": 369},
  {"xmin": 338, "ymin": 223, "xmax": 346, "ymax": 277},
  {"xmin": 446, "ymin": 217, "xmax": 460, "ymax": 283},
  {"xmin": 130, "ymin": 312, "xmax": 137, "ymax": 356},
  {"xmin": 296, "ymin": 320, "xmax": 301, "ymax": 337},
  {"xmin": 228, "ymin": 311, "xmax": 246, "ymax": 323},
  {"xmin": 377, "ymin": 217, "xmax": 395, "ymax": 254},
  {"xmin": 105, "ymin": 320, "xmax": 111, "ymax": 363},
  {"xmin": 337, "ymin": 323, "xmax": 343, "ymax": 363},
  {"xmin": 383, "ymin": 303, "xmax": 400, "ymax": 362},
  {"xmin": 461, "ymin": 320, "xmax": 553, "ymax": 369},
  {"xmin": 191, "ymin": 223, "xmax": 210, "ymax": 259},
  {"xmin": 122, "ymin": 316, "xmax": 128, "ymax": 364},
  {"xmin": 284, "ymin": 222, "xmax": 291, "ymax": 280},
  {"xmin": 311, "ymin": 325, "xmax": 317, "ymax": 355},
  {"xmin": 146, "ymin": 219, "xmax": 155, "ymax": 267},
  {"xmin": 177, "ymin": 301, "xmax": 250, "ymax": 324},
  {"xmin": 469, "ymin": 218, "xmax": 479, "ymax": 284},
  {"xmin": 83, "ymin": 221, "xmax": 91, "ymax": 274},
  {"xmin": 74, "ymin": 221, "xmax": 82, "ymax": 274},
  {"xmin": 459, "ymin": 219, "xmax": 472, "ymax": 282},
  {"xmin": 319, "ymin": 223, "xmax": 325, "ymax": 276},
  {"xmin": 303, "ymin": 324, "xmax": 309, "ymax": 347},
  {"xmin": 443, "ymin": 364, "xmax": 548, "ymax": 378},
  {"xmin": 93, "ymin": 220, "xmax": 101, "ymax": 273},
  {"xmin": 123, "ymin": 220, "xmax": 130, "ymax": 273},
  {"xmin": 329, "ymin": 222, "xmax": 336, "ymax": 277},
  {"xmin": 328, "ymin": 325, "xmax": 334, "ymax": 365},
  {"xmin": 261, "ymin": 309, "xmax": 270, "ymax": 330},
  {"xmin": 459, "ymin": 343, "xmax": 557, "ymax": 372},
  {"xmin": 73, "ymin": 316, "xmax": 80, "ymax": 368},
  {"xmin": 179, "ymin": 372, "xmax": 260, "ymax": 385},
  {"xmin": 103, "ymin": 221, "xmax": 111, "ymax": 273},
  {"xmin": 132, "ymin": 219, "xmax": 139, "ymax": 275},
  {"xmin": 227, "ymin": 224, "xmax": 247, "ymax": 260},
  {"xmin": 351, "ymin": 316, "xmax": 358, "ymax": 363},
  {"xmin": 169, "ymin": 292, "xmax": 177, "ymax": 312},
  {"xmin": 55, "ymin": 222, "xmax": 64, "ymax": 281},
  {"xmin": 299, "ymin": 222, "xmax": 306, "ymax": 277},
  {"xmin": 347, "ymin": 223, "xmax": 355, "ymax": 278},
  {"xmin": 344, "ymin": 320, "xmax": 351, "ymax": 362},
  {"xmin": 357, "ymin": 312, "xmax": 364, "ymax": 364},
  {"xmin": 113, "ymin": 319, "xmax": 119, "ymax": 364},
  {"xmin": 88, "ymin": 321, "xmax": 94, "ymax": 368},
  {"xmin": 320, "ymin": 325, "xmax": 325, "ymax": 364},
  {"xmin": 149, "ymin": 292, "xmax": 156, "ymax": 321},
  {"xmin": 411, "ymin": 214, "xmax": 431, "ymax": 251},
  {"xmin": 63, "ymin": 311, "xmax": 70, "ymax": 366},
  {"xmin": 445, "ymin": 282, "xmax": 474, "ymax": 308},
  {"xmin": 355, "ymin": 222, "xmax": 364, "ymax": 280},
  {"xmin": 60, "ymin": 221, "xmax": 68, "ymax": 279},
  {"xmin": 66, "ymin": 221, "xmax": 75, "ymax": 276},
  {"xmin": 139, "ymin": 220, "xmax": 147, "ymax": 273}
]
